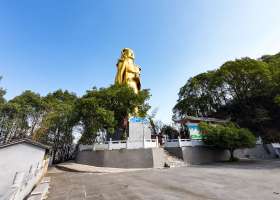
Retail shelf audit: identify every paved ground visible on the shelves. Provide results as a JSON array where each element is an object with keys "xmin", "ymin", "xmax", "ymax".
[{"xmin": 47, "ymin": 160, "xmax": 280, "ymax": 200}]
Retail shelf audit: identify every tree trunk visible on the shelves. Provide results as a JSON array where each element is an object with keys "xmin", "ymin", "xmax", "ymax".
[
  {"xmin": 229, "ymin": 148, "xmax": 235, "ymax": 161},
  {"xmin": 52, "ymin": 149, "xmax": 57, "ymax": 164}
]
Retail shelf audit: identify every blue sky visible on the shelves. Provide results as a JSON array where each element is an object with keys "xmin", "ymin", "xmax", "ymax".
[{"xmin": 1, "ymin": 0, "xmax": 280, "ymax": 123}]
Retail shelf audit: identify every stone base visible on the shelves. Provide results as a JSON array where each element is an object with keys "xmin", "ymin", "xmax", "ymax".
[
  {"xmin": 165, "ymin": 146, "xmax": 229, "ymax": 165},
  {"xmin": 76, "ymin": 148, "xmax": 164, "ymax": 168},
  {"xmin": 165, "ymin": 144, "xmax": 279, "ymax": 165},
  {"xmin": 234, "ymin": 144, "xmax": 278, "ymax": 159}
]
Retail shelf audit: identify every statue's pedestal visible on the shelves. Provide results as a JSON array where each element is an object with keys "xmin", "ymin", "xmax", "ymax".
[
  {"xmin": 128, "ymin": 117, "xmax": 151, "ymax": 141},
  {"xmin": 76, "ymin": 116, "xmax": 162, "ymax": 169}
]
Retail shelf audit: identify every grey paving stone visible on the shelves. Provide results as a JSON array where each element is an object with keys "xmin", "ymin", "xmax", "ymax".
[{"xmin": 47, "ymin": 160, "xmax": 280, "ymax": 200}]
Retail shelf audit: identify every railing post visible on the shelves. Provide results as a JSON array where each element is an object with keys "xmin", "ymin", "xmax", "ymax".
[
  {"xmin": 143, "ymin": 135, "xmax": 146, "ymax": 148},
  {"xmin": 109, "ymin": 138, "xmax": 112, "ymax": 150},
  {"xmin": 156, "ymin": 136, "xmax": 159, "ymax": 148},
  {"xmin": 178, "ymin": 136, "xmax": 181, "ymax": 147}
]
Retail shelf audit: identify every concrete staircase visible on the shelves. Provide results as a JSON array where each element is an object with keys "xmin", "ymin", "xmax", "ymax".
[
  {"xmin": 27, "ymin": 177, "xmax": 50, "ymax": 200},
  {"xmin": 163, "ymin": 150, "xmax": 187, "ymax": 168}
]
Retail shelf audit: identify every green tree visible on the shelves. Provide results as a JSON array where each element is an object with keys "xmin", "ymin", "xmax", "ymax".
[
  {"xmin": 76, "ymin": 95, "xmax": 115, "ymax": 144},
  {"xmin": 0, "ymin": 76, "xmax": 8, "ymax": 142},
  {"xmin": 0, "ymin": 76, "xmax": 6, "ymax": 106},
  {"xmin": 78, "ymin": 84, "xmax": 151, "ymax": 143},
  {"xmin": 34, "ymin": 90, "xmax": 78, "ymax": 163},
  {"xmin": 161, "ymin": 125, "xmax": 179, "ymax": 139},
  {"xmin": 0, "ymin": 81, "xmax": 151, "ymax": 162},
  {"xmin": 200, "ymin": 122, "xmax": 256, "ymax": 161},
  {"xmin": 148, "ymin": 108, "xmax": 160, "ymax": 135},
  {"xmin": 0, "ymin": 91, "xmax": 45, "ymax": 143},
  {"xmin": 0, "ymin": 102, "xmax": 23, "ymax": 142},
  {"xmin": 174, "ymin": 54, "xmax": 280, "ymax": 142},
  {"xmin": 10, "ymin": 90, "xmax": 45, "ymax": 137}
]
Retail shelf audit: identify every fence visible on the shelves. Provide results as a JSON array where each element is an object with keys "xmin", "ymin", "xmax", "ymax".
[
  {"xmin": 272, "ymin": 143, "xmax": 280, "ymax": 148},
  {"xmin": 272, "ymin": 143, "xmax": 280, "ymax": 157},
  {"xmin": 164, "ymin": 137, "xmax": 204, "ymax": 148},
  {"xmin": 79, "ymin": 138, "xmax": 159, "ymax": 151}
]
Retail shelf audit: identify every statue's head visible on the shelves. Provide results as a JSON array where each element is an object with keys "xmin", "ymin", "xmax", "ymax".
[{"xmin": 121, "ymin": 48, "xmax": 135, "ymax": 60}]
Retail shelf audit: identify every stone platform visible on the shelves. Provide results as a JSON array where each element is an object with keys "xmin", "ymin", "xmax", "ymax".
[
  {"xmin": 76, "ymin": 148, "xmax": 165, "ymax": 168},
  {"xmin": 47, "ymin": 160, "xmax": 280, "ymax": 200},
  {"xmin": 165, "ymin": 146, "xmax": 229, "ymax": 165}
]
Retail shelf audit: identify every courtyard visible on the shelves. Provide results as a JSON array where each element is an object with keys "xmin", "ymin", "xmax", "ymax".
[{"xmin": 47, "ymin": 159, "xmax": 280, "ymax": 200}]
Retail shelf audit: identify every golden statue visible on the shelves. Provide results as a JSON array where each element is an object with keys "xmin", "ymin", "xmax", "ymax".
[{"xmin": 115, "ymin": 48, "xmax": 141, "ymax": 94}]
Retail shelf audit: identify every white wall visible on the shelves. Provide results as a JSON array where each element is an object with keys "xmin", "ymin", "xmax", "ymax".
[{"xmin": 0, "ymin": 143, "xmax": 46, "ymax": 198}]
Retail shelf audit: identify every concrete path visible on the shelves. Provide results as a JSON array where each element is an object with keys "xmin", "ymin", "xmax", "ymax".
[
  {"xmin": 47, "ymin": 160, "xmax": 280, "ymax": 200},
  {"xmin": 55, "ymin": 162, "xmax": 146, "ymax": 174}
]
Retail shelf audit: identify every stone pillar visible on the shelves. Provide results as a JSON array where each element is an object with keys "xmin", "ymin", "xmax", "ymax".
[
  {"xmin": 143, "ymin": 132, "xmax": 146, "ymax": 148},
  {"xmin": 109, "ymin": 138, "xmax": 112, "ymax": 150},
  {"xmin": 178, "ymin": 136, "xmax": 181, "ymax": 147},
  {"xmin": 156, "ymin": 136, "xmax": 159, "ymax": 147}
]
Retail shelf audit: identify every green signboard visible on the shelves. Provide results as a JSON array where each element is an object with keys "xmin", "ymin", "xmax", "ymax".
[{"xmin": 186, "ymin": 123, "xmax": 202, "ymax": 140}]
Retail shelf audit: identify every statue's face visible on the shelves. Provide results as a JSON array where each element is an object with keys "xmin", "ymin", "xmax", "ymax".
[{"xmin": 122, "ymin": 48, "xmax": 135, "ymax": 60}]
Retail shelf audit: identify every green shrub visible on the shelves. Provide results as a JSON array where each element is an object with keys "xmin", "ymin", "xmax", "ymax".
[{"xmin": 199, "ymin": 122, "xmax": 256, "ymax": 161}]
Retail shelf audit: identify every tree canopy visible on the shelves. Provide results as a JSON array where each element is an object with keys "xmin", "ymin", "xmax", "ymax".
[
  {"xmin": 174, "ymin": 52, "xmax": 280, "ymax": 142},
  {"xmin": 77, "ymin": 84, "xmax": 151, "ymax": 143},
  {"xmin": 33, "ymin": 90, "xmax": 78, "ymax": 163},
  {"xmin": 0, "ymin": 77, "xmax": 5, "ymax": 106},
  {"xmin": 161, "ymin": 125, "xmax": 179, "ymax": 139},
  {"xmin": 0, "ymin": 80, "xmax": 151, "ymax": 162}
]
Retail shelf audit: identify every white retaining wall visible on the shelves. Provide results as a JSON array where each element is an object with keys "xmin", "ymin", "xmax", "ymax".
[{"xmin": 0, "ymin": 143, "xmax": 49, "ymax": 200}]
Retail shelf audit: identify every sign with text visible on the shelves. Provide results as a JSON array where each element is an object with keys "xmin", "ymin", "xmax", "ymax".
[
  {"xmin": 129, "ymin": 116, "xmax": 149, "ymax": 124},
  {"xmin": 186, "ymin": 123, "xmax": 202, "ymax": 140}
]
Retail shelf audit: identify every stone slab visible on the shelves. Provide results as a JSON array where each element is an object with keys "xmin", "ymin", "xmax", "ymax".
[
  {"xmin": 27, "ymin": 194, "xmax": 43, "ymax": 200},
  {"xmin": 31, "ymin": 182, "xmax": 49, "ymax": 195},
  {"xmin": 128, "ymin": 117, "xmax": 151, "ymax": 141}
]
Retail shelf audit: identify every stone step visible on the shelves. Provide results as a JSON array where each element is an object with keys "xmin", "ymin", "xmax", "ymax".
[
  {"xmin": 163, "ymin": 150, "xmax": 187, "ymax": 168},
  {"xmin": 28, "ymin": 177, "xmax": 50, "ymax": 200}
]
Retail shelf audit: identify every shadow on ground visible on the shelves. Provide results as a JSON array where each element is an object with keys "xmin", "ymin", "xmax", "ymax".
[{"xmin": 194, "ymin": 159, "xmax": 280, "ymax": 170}]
